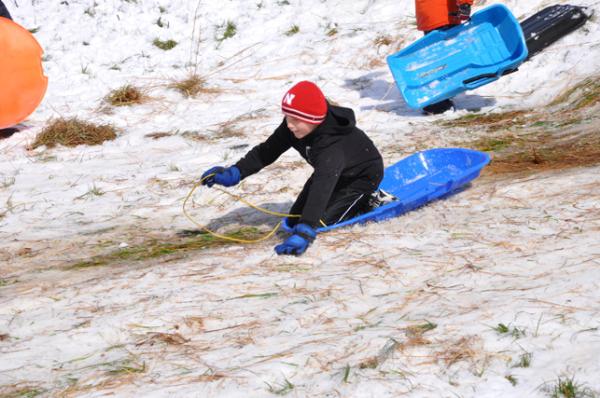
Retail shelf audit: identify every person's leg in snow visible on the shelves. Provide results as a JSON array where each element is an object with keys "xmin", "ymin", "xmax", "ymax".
[
  {"xmin": 320, "ymin": 186, "xmax": 397, "ymax": 225},
  {"xmin": 322, "ymin": 188, "xmax": 372, "ymax": 225},
  {"xmin": 287, "ymin": 171, "xmax": 391, "ymax": 230},
  {"xmin": 0, "ymin": 0, "xmax": 12, "ymax": 20},
  {"xmin": 277, "ymin": 184, "xmax": 375, "ymax": 256},
  {"xmin": 287, "ymin": 181, "xmax": 374, "ymax": 228}
]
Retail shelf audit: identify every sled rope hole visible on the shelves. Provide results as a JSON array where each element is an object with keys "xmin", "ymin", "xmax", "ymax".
[{"xmin": 183, "ymin": 174, "xmax": 326, "ymax": 244}]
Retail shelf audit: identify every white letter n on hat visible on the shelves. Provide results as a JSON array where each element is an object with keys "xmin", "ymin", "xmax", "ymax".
[{"xmin": 283, "ymin": 93, "xmax": 296, "ymax": 106}]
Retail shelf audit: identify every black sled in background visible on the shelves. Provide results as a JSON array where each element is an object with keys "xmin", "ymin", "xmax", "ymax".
[{"xmin": 520, "ymin": 4, "xmax": 593, "ymax": 59}]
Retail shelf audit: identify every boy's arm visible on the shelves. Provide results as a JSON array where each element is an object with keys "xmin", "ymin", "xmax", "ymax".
[
  {"xmin": 298, "ymin": 148, "xmax": 345, "ymax": 227},
  {"xmin": 234, "ymin": 121, "xmax": 292, "ymax": 179}
]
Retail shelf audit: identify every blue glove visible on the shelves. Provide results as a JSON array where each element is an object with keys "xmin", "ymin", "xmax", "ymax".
[
  {"xmin": 201, "ymin": 166, "xmax": 241, "ymax": 187},
  {"xmin": 275, "ymin": 223, "xmax": 316, "ymax": 256},
  {"xmin": 281, "ymin": 217, "xmax": 295, "ymax": 231}
]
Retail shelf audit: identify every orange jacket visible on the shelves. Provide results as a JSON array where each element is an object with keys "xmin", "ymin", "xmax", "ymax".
[{"xmin": 415, "ymin": 0, "xmax": 474, "ymax": 32}]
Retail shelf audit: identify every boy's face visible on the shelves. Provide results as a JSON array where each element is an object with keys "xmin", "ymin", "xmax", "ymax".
[{"xmin": 286, "ymin": 116, "xmax": 319, "ymax": 139}]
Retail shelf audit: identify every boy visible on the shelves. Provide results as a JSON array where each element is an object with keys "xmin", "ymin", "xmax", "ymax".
[
  {"xmin": 201, "ymin": 81, "xmax": 384, "ymax": 256},
  {"xmin": 415, "ymin": 0, "xmax": 473, "ymax": 114}
]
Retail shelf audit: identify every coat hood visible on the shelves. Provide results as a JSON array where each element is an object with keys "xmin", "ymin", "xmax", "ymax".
[{"xmin": 315, "ymin": 104, "xmax": 357, "ymax": 136}]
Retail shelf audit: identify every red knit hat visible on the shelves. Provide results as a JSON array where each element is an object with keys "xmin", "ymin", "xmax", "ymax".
[{"xmin": 281, "ymin": 81, "xmax": 327, "ymax": 125}]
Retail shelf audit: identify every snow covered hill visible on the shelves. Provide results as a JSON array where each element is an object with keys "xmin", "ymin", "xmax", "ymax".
[{"xmin": 1, "ymin": 0, "xmax": 600, "ymax": 397}]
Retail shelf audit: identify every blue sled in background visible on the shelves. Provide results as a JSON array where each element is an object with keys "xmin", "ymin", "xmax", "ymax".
[
  {"xmin": 387, "ymin": 3, "xmax": 528, "ymax": 110},
  {"xmin": 283, "ymin": 148, "xmax": 491, "ymax": 233}
]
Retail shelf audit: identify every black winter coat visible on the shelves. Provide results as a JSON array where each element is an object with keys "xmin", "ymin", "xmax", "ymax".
[{"xmin": 235, "ymin": 105, "xmax": 383, "ymax": 227}]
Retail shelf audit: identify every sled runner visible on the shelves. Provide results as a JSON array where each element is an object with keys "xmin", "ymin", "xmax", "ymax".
[
  {"xmin": 520, "ymin": 4, "xmax": 592, "ymax": 58},
  {"xmin": 387, "ymin": 4, "xmax": 528, "ymax": 110},
  {"xmin": 283, "ymin": 148, "xmax": 491, "ymax": 233}
]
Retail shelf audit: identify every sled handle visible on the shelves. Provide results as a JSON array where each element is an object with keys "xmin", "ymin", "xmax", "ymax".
[{"xmin": 463, "ymin": 73, "xmax": 499, "ymax": 90}]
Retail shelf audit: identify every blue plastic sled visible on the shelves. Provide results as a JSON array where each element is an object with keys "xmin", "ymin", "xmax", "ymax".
[
  {"xmin": 387, "ymin": 3, "xmax": 528, "ymax": 109},
  {"xmin": 283, "ymin": 148, "xmax": 491, "ymax": 233}
]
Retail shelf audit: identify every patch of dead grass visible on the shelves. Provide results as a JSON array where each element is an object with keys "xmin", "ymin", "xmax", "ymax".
[
  {"xmin": 467, "ymin": 134, "xmax": 522, "ymax": 152},
  {"xmin": 436, "ymin": 336, "xmax": 479, "ymax": 367},
  {"xmin": 443, "ymin": 76, "xmax": 600, "ymax": 134},
  {"xmin": 402, "ymin": 321, "xmax": 437, "ymax": 348},
  {"xmin": 212, "ymin": 125, "xmax": 246, "ymax": 140},
  {"xmin": 0, "ymin": 384, "xmax": 46, "ymax": 398},
  {"xmin": 446, "ymin": 75, "xmax": 600, "ymax": 176},
  {"xmin": 438, "ymin": 110, "xmax": 530, "ymax": 132},
  {"xmin": 136, "ymin": 332, "xmax": 189, "ymax": 346},
  {"xmin": 183, "ymin": 316, "xmax": 205, "ymax": 332},
  {"xmin": 198, "ymin": 373, "xmax": 226, "ymax": 382},
  {"xmin": 169, "ymin": 73, "xmax": 221, "ymax": 98},
  {"xmin": 358, "ymin": 338, "xmax": 400, "ymax": 369},
  {"xmin": 549, "ymin": 76, "xmax": 600, "ymax": 111},
  {"xmin": 31, "ymin": 118, "xmax": 118, "ymax": 149},
  {"xmin": 485, "ymin": 132, "xmax": 600, "ymax": 175},
  {"xmin": 105, "ymin": 85, "xmax": 146, "ymax": 107},
  {"xmin": 145, "ymin": 131, "xmax": 173, "ymax": 140},
  {"xmin": 373, "ymin": 34, "xmax": 407, "ymax": 54},
  {"xmin": 182, "ymin": 108, "xmax": 267, "ymax": 142},
  {"xmin": 56, "ymin": 358, "xmax": 145, "ymax": 398},
  {"xmin": 183, "ymin": 123, "xmax": 238, "ymax": 142},
  {"xmin": 65, "ymin": 227, "xmax": 264, "ymax": 269},
  {"xmin": 374, "ymin": 34, "xmax": 393, "ymax": 47},
  {"xmin": 358, "ymin": 356, "xmax": 380, "ymax": 369}
]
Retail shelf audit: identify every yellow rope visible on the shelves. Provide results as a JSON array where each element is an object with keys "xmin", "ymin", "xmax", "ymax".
[{"xmin": 182, "ymin": 174, "xmax": 301, "ymax": 244}]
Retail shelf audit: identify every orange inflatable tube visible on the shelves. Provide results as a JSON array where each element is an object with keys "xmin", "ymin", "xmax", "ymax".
[{"xmin": 0, "ymin": 17, "xmax": 48, "ymax": 129}]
